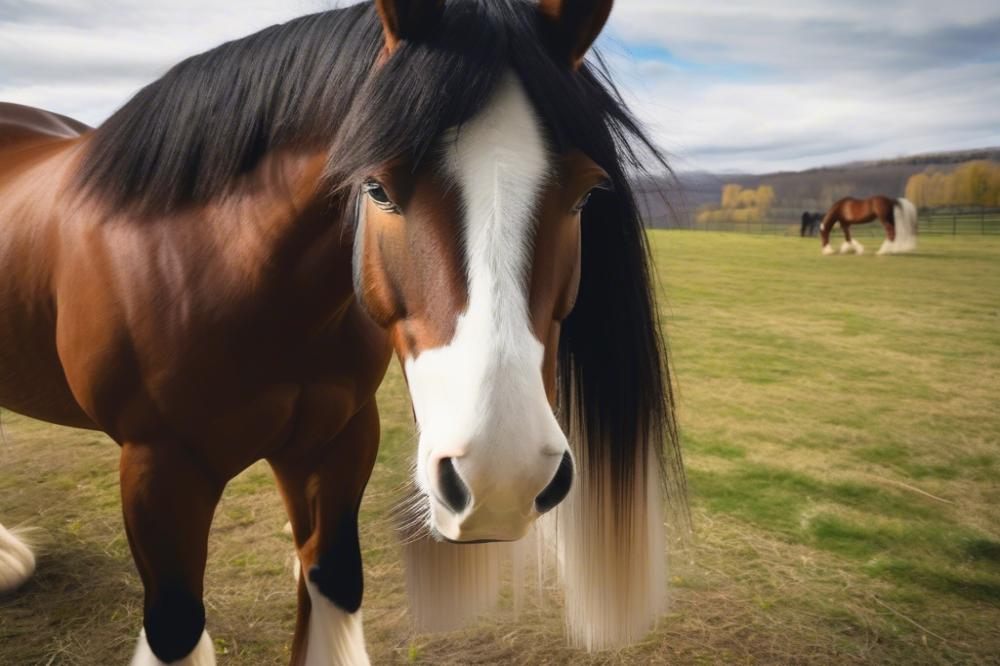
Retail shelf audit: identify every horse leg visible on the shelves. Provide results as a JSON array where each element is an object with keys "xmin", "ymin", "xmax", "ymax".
[
  {"xmin": 0, "ymin": 522, "xmax": 35, "ymax": 593},
  {"xmin": 839, "ymin": 224, "xmax": 864, "ymax": 255},
  {"xmin": 821, "ymin": 219, "xmax": 836, "ymax": 255},
  {"xmin": 838, "ymin": 223, "xmax": 853, "ymax": 254},
  {"xmin": 877, "ymin": 218, "xmax": 896, "ymax": 255},
  {"xmin": 270, "ymin": 401, "xmax": 380, "ymax": 666},
  {"xmin": 120, "ymin": 442, "xmax": 223, "ymax": 665}
]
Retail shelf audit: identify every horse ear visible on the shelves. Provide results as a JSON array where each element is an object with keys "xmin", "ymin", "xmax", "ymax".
[
  {"xmin": 375, "ymin": 0, "xmax": 445, "ymax": 54},
  {"xmin": 538, "ymin": 0, "xmax": 614, "ymax": 69}
]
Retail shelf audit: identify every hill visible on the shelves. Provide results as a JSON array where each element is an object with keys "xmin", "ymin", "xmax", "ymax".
[{"xmin": 640, "ymin": 147, "xmax": 1000, "ymax": 228}]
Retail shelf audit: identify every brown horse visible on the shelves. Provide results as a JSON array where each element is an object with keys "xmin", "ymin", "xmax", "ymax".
[
  {"xmin": 0, "ymin": 1, "xmax": 686, "ymax": 664},
  {"xmin": 819, "ymin": 195, "xmax": 918, "ymax": 255}
]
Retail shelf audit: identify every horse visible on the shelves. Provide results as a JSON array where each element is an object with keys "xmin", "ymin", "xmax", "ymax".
[
  {"xmin": 0, "ymin": 1, "xmax": 687, "ymax": 664},
  {"xmin": 819, "ymin": 195, "xmax": 918, "ymax": 255},
  {"xmin": 800, "ymin": 211, "xmax": 821, "ymax": 237}
]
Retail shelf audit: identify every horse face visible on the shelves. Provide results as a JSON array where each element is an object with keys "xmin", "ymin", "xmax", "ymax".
[{"xmin": 354, "ymin": 74, "xmax": 609, "ymax": 542}]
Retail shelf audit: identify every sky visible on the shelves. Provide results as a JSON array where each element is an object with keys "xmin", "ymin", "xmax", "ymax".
[{"xmin": 2, "ymin": 0, "xmax": 999, "ymax": 173}]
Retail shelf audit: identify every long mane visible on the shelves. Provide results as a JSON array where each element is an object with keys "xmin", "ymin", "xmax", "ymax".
[
  {"xmin": 77, "ymin": 4, "xmax": 383, "ymax": 214},
  {"xmin": 80, "ymin": 0, "xmax": 687, "ymax": 648}
]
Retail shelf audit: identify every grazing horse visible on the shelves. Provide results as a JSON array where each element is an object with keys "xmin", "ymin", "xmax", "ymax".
[
  {"xmin": 800, "ymin": 211, "xmax": 821, "ymax": 237},
  {"xmin": 819, "ymin": 195, "xmax": 918, "ymax": 256},
  {"xmin": 0, "ymin": 1, "xmax": 686, "ymax": 664}
]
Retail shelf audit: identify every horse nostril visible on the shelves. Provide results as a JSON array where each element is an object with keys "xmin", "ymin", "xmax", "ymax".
[
  {"xmin": 437, "ymin": 457, "xmax": 471, "ymax": 514},
  {"xmin": 535, "ymin": 451, "xmax": 574, "ymax": 514}
]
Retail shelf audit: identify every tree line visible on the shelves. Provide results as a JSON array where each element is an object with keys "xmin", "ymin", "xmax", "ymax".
[
  {"xmin": 696, "ymin": 185, "xmax": 776, "ymax": 224},
  {"xmin": 904, "ymin": 161, "xmax": 1000, "ymax": 208}
]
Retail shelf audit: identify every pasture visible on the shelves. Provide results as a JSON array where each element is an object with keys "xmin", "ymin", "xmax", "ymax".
[{"xmin": 1, "ymin": 232, "xmax": 998, "ymax": 664}]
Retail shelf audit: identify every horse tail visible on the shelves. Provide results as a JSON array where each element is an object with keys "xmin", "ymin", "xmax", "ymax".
[
  {"xmin": 893, "ymin": 198, "xmax": 918, "ymax": 253},
  {"xmin": 0, "ymin": 522, "xmax": 36, "ymax": 594}
]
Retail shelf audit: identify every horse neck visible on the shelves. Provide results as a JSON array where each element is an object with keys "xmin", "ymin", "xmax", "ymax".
[{"xmin": 181, "ymin": 148, "xmax": 358, "ymax": 322}]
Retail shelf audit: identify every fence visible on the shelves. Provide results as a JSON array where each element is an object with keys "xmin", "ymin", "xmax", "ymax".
[{"xmin": 659, "ymin": 207, "xmax": 1000, "ymax": 236}]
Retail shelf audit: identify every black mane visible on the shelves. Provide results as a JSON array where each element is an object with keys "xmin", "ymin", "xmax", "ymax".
[
  {"xmin": 80, "ymin": 1, "xmax": 658, "ymax": 217},
  {"xmin": 79, "ymin": 0, "xmax": 686, "ymax": 520},
  {"xmin": 78, "ymin": 3, "xmax": 383, "ymax": 214}
]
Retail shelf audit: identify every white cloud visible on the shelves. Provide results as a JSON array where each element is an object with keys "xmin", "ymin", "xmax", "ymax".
[
  {"xmin": 0, "ymin": 0, "xmax": 336, "ymax": 122},
  {"xmin": 602, "ymin": 0, "xmax": 1000, "ymax": 171},
  {"xmin": 1, "ymin": 0, "xmax": 998, "ymax": 173}
]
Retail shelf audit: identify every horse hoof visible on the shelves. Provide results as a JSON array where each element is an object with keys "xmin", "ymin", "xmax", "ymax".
[{"xmin": 821, "ymin": 245, "xmax": 835, "ymax": 256}]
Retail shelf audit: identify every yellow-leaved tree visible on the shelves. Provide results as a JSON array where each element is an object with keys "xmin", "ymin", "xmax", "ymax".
[
  {"xmin": 696, "ymin": 184, "xmax": 777, "ymax": 224},
  {"xmin": 905, "ymin": 161, "xmax": 1000, "ymax": 207}
]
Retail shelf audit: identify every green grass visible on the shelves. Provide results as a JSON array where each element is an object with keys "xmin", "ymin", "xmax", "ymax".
[{"xmin": 2, "ymin": 233, "xmax": 999, "ymax": 664}]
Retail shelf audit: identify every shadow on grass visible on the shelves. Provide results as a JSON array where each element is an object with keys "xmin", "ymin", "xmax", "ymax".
[{"xmin": 0, "ymin": 536, "xmax": 139, "ymax": 665}]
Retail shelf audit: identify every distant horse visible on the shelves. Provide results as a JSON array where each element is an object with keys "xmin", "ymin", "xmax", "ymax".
[
  {"xmin": 800, "ymin": 211, "xmax": 821, "ymax": 237},
  {"xmin": 0, "ymin": 1, "xmax": 685, "ymax": 664},
  {"xmin": 819, "ymin": 196, "xmax": 918, "ymax": 255}
]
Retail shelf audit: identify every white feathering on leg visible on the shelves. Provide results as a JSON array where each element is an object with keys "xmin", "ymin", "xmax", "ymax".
[
  {"xmin": 0, "ymin": 523, "xmax": 35, "ymax": 594},
  {"xmin": 303, "ymin": 582, "xmax": 370, "ymax": 666},
  {"xmin": 130, "ymin": 629, "xmax": 215, "ymax": 666}
]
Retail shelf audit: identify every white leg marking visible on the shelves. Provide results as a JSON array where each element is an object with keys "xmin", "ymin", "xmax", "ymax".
[
  {"xmin": 852, "ymin": 239, "xmax": 865, "ymax": 255},
  {"xmin": 0, "ymin": 523, "xmax": 35, "ymax": 594},
  {"xmin": 130, "ymin": 629, "xmax": 215, "ymax": 666},
  {"xmin": 821, "ymin": 244, "xmax": 835, "ymax": 256},
  {"xmin": 303, "ymin": 581, "xmax": 369, "ymax": 666}
]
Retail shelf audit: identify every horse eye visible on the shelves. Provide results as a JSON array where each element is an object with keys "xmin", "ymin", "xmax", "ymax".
[
  {"xmin": 573, "ymin": 191, "xmax": 594, "ymax": 213},
  {"xmin": 362, "ymin": 179, "xmax": 398, "ymax": 212},
  {"xmin": 573, "ymin": 180, "xmax": 611, "ymax": 213}
]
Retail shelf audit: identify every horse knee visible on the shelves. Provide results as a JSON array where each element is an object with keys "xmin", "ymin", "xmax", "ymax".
[{"xmin": 144, "ymin": 586, "xmax": 207, "ymax": 662}]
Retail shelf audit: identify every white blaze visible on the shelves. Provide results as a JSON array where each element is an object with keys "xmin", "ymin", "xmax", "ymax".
[{"xmin": 404, "ymin": 72, "xmax": 568, "ymax": 542}]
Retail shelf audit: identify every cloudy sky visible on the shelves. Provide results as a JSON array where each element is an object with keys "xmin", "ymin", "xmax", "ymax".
[{"xmin": 2, "ymin": 0, "xmax": 998, "ymax": 173}]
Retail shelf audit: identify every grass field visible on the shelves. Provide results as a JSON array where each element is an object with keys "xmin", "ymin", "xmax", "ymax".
[{"xmin": 2, "ymin": 232, "xmax": 999, "ymax": 664}]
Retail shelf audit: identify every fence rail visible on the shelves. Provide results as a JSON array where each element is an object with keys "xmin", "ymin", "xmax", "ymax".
[{"xmin": 660, "ymin": 207, "xmax": 1000, "ymax": 236}]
